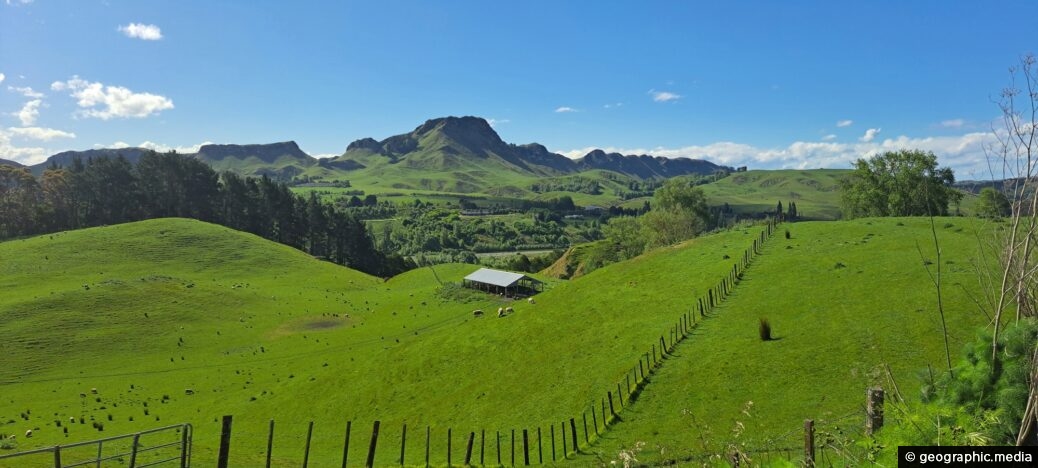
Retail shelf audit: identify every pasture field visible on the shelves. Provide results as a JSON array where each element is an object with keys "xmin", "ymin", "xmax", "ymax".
[
  {"xmin": 577, "ymin": 217, "xmax": 992, "ymax": 465},
  {"xmin": 699, "ymin": 169, "xmax": 849, "ymax": 220},
  {"xmin": 0, "ymin": 216, "xmax": 994, "ymax": 466},
  {"xmin": 0, "ymin": 218, "xmax": 756, "ymax": 466}
]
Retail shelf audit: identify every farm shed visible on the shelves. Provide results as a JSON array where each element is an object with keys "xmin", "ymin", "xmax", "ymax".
[{"xmin": 463, "ymin": 268, "xmax": 542, "ymax": 296}]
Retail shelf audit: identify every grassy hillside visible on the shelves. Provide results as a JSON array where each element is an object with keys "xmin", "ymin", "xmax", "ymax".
[
  {"xmin": 0, "ymin": 218, "xmax": 762, "ymax": 466},
  {"xmin": 0, "ymin": 217, "xmax": 992, "ymax": 466},
  {"xmin": 700, "ymin": 169, "xmax": 849, "ymax": 220},
  {"xmin": 575, "ymin": 217, "xmax": 992, "ymax": 465}
]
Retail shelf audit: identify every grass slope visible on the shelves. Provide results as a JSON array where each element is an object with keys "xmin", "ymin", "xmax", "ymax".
[
  {"xmin": 577, "ymin": 217, "xmax": 991, "ymax": 465},
  {"xmin": 0, "ymin": 218, "xmax": 761, "ymax": 466},
  {"xmin": 700, "ymin": 169, "xmax": 849, "ymax": 220},
  {"xmin": 0, "ymin": 217, "xmax": 991, "ymax": 466}
]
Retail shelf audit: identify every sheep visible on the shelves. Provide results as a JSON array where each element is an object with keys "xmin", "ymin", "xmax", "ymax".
[
  {"xmin": 69, "ymin": 417, "xmax": 75, "ymax": 423},
  {"xmin": 505, "ymin": 307, "xmax": 514, "ymax": 314},
  {"xmin": 90, "ymin": 388, "xmax": 98, "ymax": 394},
  {"xmin": 24, "ymin": 429, "xmax": 32, "ymax": 438},
  {"xmin": 472, "ymin": 309, "xmax": 484, "ymax": 317},
  {"xmin": 527, "ymin": 297, "xmax": 536, "ymax": 304},
  {"xmin": 185, "ymin": 389, "xmax": 195, "ymax": 395},
  {"xmin": 497, "ymin": 307, "xmax": 505, "ymax": 317}
]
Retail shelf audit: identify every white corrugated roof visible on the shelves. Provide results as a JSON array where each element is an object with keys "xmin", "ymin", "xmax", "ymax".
[{"xmin": 464, "ymin": 268, "xmax": 528, "ymax": 288}]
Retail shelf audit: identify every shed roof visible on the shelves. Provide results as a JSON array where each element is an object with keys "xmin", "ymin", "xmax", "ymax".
[{"xmin": 463, "ymin": 268, "xmax": 536, "ymax": 288}]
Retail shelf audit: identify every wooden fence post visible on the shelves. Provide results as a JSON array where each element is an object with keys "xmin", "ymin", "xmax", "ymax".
[
  {"xmin": 523, "ymin": 429, "xmax": 530, "ymax": 465},
  {"xmin": 550, "ymin": 425, "xmax": 556, "ymax": 461},
  {"xmin": 399, "ymin": 423, "xmax": 407, "ymax": 466},
  {"xmin": 582, "ymin": 412, "xmax": 589, "ymax": 443},
  {"xmin": 341, "ymin": 421, "xmax": 352, "ymax": 468},
  {"xmin": 537, "ymin": 427, "xmax": 543, "ymax": 464},
  {"xmin": 217, "ymin": 415, "xmax": 232, "ymax": 468},
  {"xmin": 266, "ymin": 419, "xmax": 274, "ymax": 468},
  {"xmin": 424, "ymin": 427, "xmax": 430, "ymax": 468},
  {"xmin": 804, "ymin": 419, "xmax": 815, "ymax": 468},
  {"xmin": 866, "ymin": 387, "xmax": 885, "ymax": 436},
  {"xmin": 128, "ymin": 433, "xmax": 141, "ymax": 468},
  {"xmin": 660, "ymin": 336, "xmax": 667, "ymax": 356},
  {"xmin": 608, "ymin": 391, "xmax": 616, "ymax": 417},
  {"xmin": 626, "ymin": 373, "xmax": 631, "ymax": 396},
  {"xmin": 618, "ymin": 382, "xmax": 625, "ymax": 408},
  {"xmin": 303, "ymin": 421, "xmax": 314, "ymax": 468},
  {"xmin": 510, "ymin": 429, "xmax": 515, "ymax": 466},
  {"xmin": 481, "ymin": 429, "xmax": 485, "ymax": 466},
  {"xmin": 447, "ymin": 428, "xmax": 452, "ymax": 467},
  {"xmin": 365, "ymin": 420, "xmax": 380, "ymax": 468},
  {"xmin": 464, "ymin": 432, "xmax": 474, "ymax": 466},
  {"xmin": 497, "ymin": 430, "xmax": 502, "ymax": 465},
  {"xmin": 53, "ymin": 445, "xmax": 61, "ymax": 468},
  {"xmin": 561, "ymin": 423, "xmax": 567, "ymax": 458},
  {"xmin": 569, "ymin": 418, "xmax": 578, "ymax": 455}
]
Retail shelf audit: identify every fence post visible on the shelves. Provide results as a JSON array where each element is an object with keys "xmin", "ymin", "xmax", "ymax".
[
  {"xmin": 569, "ymin": 418, "xmax": 578, "ymax": 454},
  {"xmin": 217, "ymin": 415, "xmax": 233, "ymax": 468},
  {"xmin": 866, "ymin": 387, "xmax": 885, "ymax": 436},
  {"xmin": 303, "ymin": 421, "xmax": 314, "ymax": 468},
  {"xmin": 591, "ymin": 403, "xmax": 599, "ymax": 434},
  {"xmin": 497, "ymin": 430, "xmax": 502, "ymax": 465},
  {"xmin": 652, "ymin": 344, "xmax": 657, "ymax": 364},
  {"xmin": 425, "ymin": 427, "xmax": 430, "ymax": 468},
  {"xmin": 53, "ymin": 445, "xmax": 61, "ymax": 468},
  {"xmin": 447, "ymin": 428, "xmax": 452, "ymax": 467},
  {"xmin": 180, "ymin": 425, "xmax": 190, "ymax": 468},
  {"xmin": 365, "ymin": 420, "xmax": 380, "ymax": 468},
  {"xmin": 561, "ymin": 422, "xmax": 567, "ymax": 458},
  {"xmin": 582, "ymin": 412, "xmax": 589, "ymax": 443},
  {"xmin": 481, "ymin": 429, "xmax": 485, "ymax": 466},
  {"xmin": 626, "ymin": 373, "xmax": 631, "ymax": 397},
  {"xmin": 660, "ymin": 336, "xmax": 667, "ymax": 356},
  {"xmin": 511, "ymin": 429, "xmax": 515, "ymax": 466},
  {"xmin": 128, "ymin": 433, "xmax": 141, "ymax": 468},
  {"xmin": 537, "ymin": 427, "xmax": 543, "ymax": 464},
  {"xmin": 341, "ymin": 421, "xmax": 352, "ymax": 468},
  {"xmin": 523, "ymin": 429, "xmax": 530, "ymax": 466},
  {"xmin": 464, "ymin": 432, "xmax": 474, "ymax": 466},
  {"xmin": 265, "ymin": 420, "xmax": 274, "ymax": 468},
  {"xmin": 399, "ymin": 424, "xmax": 407, "ymax": 466},
  {"xmin": 804, "ymin": 419, "xmax": 815, "ymax": 468},
  {"xmin": 550, "ymin": 425, "xmax": 556, "ymax": 461}
]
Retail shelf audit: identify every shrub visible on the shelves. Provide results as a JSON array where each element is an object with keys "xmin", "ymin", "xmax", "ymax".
[
  {"xmin": 784, "ymin": 229, "xmax": 790, "ymax": 239},
  {"xmin": 759, "ymin": 318, "xmax": 772, "ymax": 341}
]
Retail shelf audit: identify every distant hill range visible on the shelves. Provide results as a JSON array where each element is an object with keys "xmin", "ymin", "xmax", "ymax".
[
  {"xmin": 28, "ymin": 116, "xmax": 731, "ymax": 191},
  {"xmin": 0, "ymin": 158, "xmax": 24, "ymax": 167}
]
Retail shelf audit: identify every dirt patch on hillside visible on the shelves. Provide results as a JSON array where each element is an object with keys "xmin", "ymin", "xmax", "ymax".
[{"xmin": 301, "ymin": 319, "xmax": 342, "ymax": 330}]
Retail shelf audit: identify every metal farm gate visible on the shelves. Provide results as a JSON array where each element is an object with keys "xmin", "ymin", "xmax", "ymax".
[{"xmin": 0, "ymin": 423, "xmax": 191, "ymax": 468}]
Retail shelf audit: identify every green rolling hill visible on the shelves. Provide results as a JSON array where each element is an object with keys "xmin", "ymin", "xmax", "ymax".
[
  {"xmin": 700, "ymin": 169, "xmax": 850, "ymax": 220},
  {"xmin": 0, "ymin": 216, "xmax": 991, "ymax": 466}
]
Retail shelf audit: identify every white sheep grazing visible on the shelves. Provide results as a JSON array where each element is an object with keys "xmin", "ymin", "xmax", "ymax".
[
  {"xmin": 472, "ymin": 309, "xmax": 484, "ymax": 317},
  {"xmin": 24, "ymin": 429, "xmax": 32, "ymax": 438},
  {"xmin": 69, "ymin": 417, "xmax": 75, "ymax": 423},
  {"xmin": 527, "ymin": 297, "xmax": 535, "ymax": 304},
  {"xmin": 90, "ymin": 388, "xmax": 98, "ymax": 394},
  {"xmin": 505, "ymin": 307, "xmax": 514, "ymax": 313}
]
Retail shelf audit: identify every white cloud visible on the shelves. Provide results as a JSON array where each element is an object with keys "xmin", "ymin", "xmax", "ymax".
[
  {"xmin": 555, "ymin": 131, "xmax": 1000, "ymax": 179},
  {"xmin": 603, "ymin": 102, "xmax": 623, "ymax": 109},
  {"xmin": 5, "ymin": 0, "xmax": 35, "ymax": 6},
  {"xmin": 9, "ymin": 86, "xmax": 44, "ymax": 98},
  {"xmin": 138, "ymin": 140, "xmax": 211, "ymax": 153},
  {"xmin": 7, "ymin": 126, "xmax": 76, "ymax": 141},
  {"xmin": 16, "ymin": 99, "xmax": 41, "ymax": 126},
  {"xmin": 0, "ymin": 73, "xmax": 5, "ymax": 85},
  {"xmin": 836, "ymin": 119, "xmax": 853, "ymax": 127},
  {"xmin": 860, "ymin": 128, "xmax": 881, "ymax": 142},
  {"xmin": 486, "ymin": 118, "xmax": 510, "ymax": 127},
  {"xmin": 51, "ymin": 76, "xmax": 173, "ymax": 119},
  {"xmin": 940, "ymin": 119, "xmax": 965, "ymax": 128},
  {"xmin": 650, "ymin": 90, "xmax": 682, "ymax": 102},
  {"xmin": 822, "ymin": 134, "xmax": 837, "ymax": 141},
  {"xmin": 0, "ymin": 129, "xmax": 51, "ymax": 165},
  {"xmin": 555, "ymin": 107, "xmax": 578, "ymax": 113},
  {"xmin": 119, "ymin": 23, "xmax": 163, "ymax": 41}
]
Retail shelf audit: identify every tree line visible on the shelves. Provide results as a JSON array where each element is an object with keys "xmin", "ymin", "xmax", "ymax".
[{"xmin": 0, "ymin": 151, "xmax": 411, "ymax": 277}]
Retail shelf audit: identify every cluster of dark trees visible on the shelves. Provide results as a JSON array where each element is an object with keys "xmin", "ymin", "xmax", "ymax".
[
  {"xmin": 839, "ymin": 149, "xmax": 962, "ymax": 218},
  {"xmin": 529, "ymin": 177, "xmax": 602, "ymax": 195},
  {"xmin": 0, "ymin": 152, "xmax": 411, "ymax": 277}
]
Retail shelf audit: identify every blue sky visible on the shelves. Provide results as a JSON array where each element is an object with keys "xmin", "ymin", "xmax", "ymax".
[{"xmin": 1, "ymin": 0, "xmax": 1036, "ymax": 178}]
